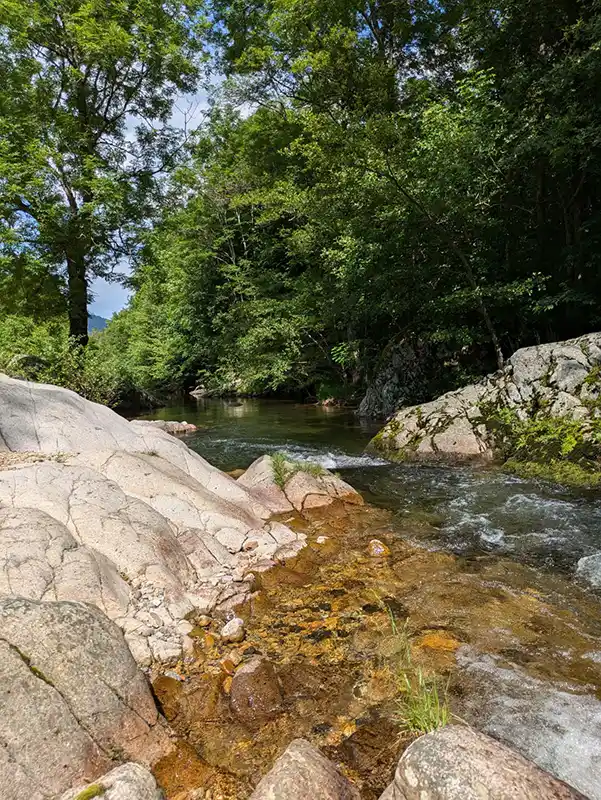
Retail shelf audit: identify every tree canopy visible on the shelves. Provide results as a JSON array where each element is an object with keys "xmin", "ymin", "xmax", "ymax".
[{"xmin": 2, "ymin": 0, "xmax": 601, "ymax": 407}]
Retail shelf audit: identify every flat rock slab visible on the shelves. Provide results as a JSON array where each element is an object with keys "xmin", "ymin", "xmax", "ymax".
[
  {"xmin": 249, "ymin": 738, "xmax": 361, "ymax": 799},
  {"xmin": 378, "ymin": 725, "xmax": 585, "ymax": 800}
]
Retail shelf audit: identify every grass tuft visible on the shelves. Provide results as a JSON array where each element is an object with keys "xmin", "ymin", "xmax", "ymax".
[
  {"xmin": 74, "ymin": 785, "xmax": 105, "ymax": 800},
  {"xmin": 271, "ymin": 452, "xmax": 325, "ymax": 490}
]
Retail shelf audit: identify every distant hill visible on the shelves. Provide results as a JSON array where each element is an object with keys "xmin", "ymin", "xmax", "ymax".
[{"xmin": 88, "ymin": 314, "xmax": 108, "ymax": 333}]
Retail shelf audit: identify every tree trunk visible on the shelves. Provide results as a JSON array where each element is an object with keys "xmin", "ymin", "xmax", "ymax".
[{"xmin": 67, "ymin": 251, "xmax": 89, "ymax": 346}]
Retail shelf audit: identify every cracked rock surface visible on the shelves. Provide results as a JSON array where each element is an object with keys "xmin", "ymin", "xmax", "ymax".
[
  {"xmin": 371, "ymin": 332, "xmax": 601, "ymax": 463},
  {"xmin": 0, "ymin": 374, "xmax": 358, "ymax": 668},
  {"xmin": 0, "ymin": 597, "xmax": 171, "ymax": 800}
]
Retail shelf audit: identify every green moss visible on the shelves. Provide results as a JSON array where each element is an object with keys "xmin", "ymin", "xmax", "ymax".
[
  {"xmin": 503, "ymin": 459, "xmax": 601, "ymax": 488},
  {"xmin": 74, "ymin": 785, "xmax": 105, "ymax": 800}
]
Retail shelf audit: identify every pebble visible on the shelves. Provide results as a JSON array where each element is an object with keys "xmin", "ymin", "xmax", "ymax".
[
  {"xmin": 367, "ymin": 538, "xmax": 391, "ymax": 557},
  {"xmin": 243, "ymin": 540, "xmax": 259, "ymax": 551},
  {"xmin": 196, "ymin": 615, "xmax": 211, "ymax": 627},
  {"xmin": 220, "ymin": 617, "xmax": 246, "ymax": 643},
  {"xmin": 316, "ymin": 536, "xmax": 329, "ymax": 544}
]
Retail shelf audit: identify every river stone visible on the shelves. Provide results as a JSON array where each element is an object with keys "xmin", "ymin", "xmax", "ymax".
[
  {"xmin": 370, "ymin": 332, "xmax": 601, "ymax": 464},
  {"xmin": 59, "ymin": 763, "xmax": 164, "ymax": 800},
  {"xmin": 250, "ymin": 738, "xmax": 360, "ymax": 799},
  {"xmin": 221, "ymin": 616, "xmax": 245, "ymax": 643},
  {"xmin": 239, "ymin": 454, "xmax": 363, "ymax": 514},
  {"xmin": 0, "ymin": 598, "xmax": 171, "ymax": 800},
  {"xmin": 230, "ymin": 656, "xmax": 283, "ymax": 726},
  {"xmin": 378, "ymin": 725, "xmax": 585, "ymax": 800}
]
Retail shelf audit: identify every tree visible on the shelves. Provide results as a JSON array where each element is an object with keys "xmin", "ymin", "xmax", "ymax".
[{"xmin": 0, "ymin": 0, "xmax": 205, "ymax": 343}]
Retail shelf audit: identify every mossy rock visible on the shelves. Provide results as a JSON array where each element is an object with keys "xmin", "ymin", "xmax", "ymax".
[{"xmin": 74, "ymin": 785, "xmax": 105, "ymax": 800}]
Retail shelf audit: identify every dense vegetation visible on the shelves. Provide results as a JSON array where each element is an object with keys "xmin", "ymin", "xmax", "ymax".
[{"xmin": 2, "ymin": 0, "xmax": 601, "ymax": 407}]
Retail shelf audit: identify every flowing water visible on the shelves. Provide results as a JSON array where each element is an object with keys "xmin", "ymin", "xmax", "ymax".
[{"xmin": 145, "ymin": 399, "xmax": 601, "ymax": 798}]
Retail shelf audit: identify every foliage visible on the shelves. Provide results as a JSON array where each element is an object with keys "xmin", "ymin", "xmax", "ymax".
[
  {"xmin": 0, "ymin": 314, "xmax": 123, "ymax": 405},
  {"xmin": 486, "ymin": 405, "xmax": 601, "ymax": 465},
  {"xmin": 5, "ymin": 0, "xmax": 601, "ymax": 409},
  {"xmin": 382, "ymin": 615, "xmax": 450, "ymax": 736},
  {"xmin": 0, "ymin": 0, "xmax": 205, "ymax": 342},
  {"xmin": 271, "ymin": 452, "xmax": 325, "ymax": 490}
]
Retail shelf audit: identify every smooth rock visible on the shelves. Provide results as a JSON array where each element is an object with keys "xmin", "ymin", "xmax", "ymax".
[
  {"xmin": 230, "ymin": 656, "xmax": 283, "ymax": 726},
  {"xmin": 221, "ymin": 616, "xmax": 245, "ymax": 643},
  {"xmin": 0, "ymin": 598, "xmax": 171, "ymax": 800},
  {"xmin": 378, "ymin": 725, "xmax": 585, "ymax": 800},
  {"xmin": 249, "ymin": 738, "xmax": 360, "ymax": 799},
  {"xmin": 367, "ymin": 539, "xmax": 391, "ymax": 557},
  {"xmin": 59, "ymin": 763, "xmax": 164, "ymax": 800}
]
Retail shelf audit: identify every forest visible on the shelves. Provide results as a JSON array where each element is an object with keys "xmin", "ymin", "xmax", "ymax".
[{"xmin": 1, "ymin": 0, "xmax": 600, "ymax": 410}]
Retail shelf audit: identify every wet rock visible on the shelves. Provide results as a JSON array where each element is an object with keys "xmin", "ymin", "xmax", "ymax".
[
  {"xmin": 196, "ymin": 614, "xmax": 212, "ymax": 627},
  {"xmin": 59, "ymin": 763, "xmax": 163, "ymax": 800},
  {"xmin": 230, "ymin": 656, "xmax": 283, "ymax": 726},
  {"xmin": 0, "ymin": 597, "xmax": 171, "ymax": 800},
  {"xmin": 221, "ymin": 616, "xmax": 245, "ymax": 643},
  {"xmin": 250, "ymin": 738, "xmax": 360, "ymax": 799},
  {"xmin": 456, "ymin": 648, "xmax": 601, "ymax": 799},
  {"xmin": 367, "ymin": 539, "xmax": 391, "ymax": 558},
  {"xmin": 378, "ymin": 725, "xmax": 585, "ymax": 799}
]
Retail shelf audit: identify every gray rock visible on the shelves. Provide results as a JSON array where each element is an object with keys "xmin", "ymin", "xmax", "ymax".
[
  {"xmin": 59, "ymin": 763, "xmax": 164, "ymax": 800},
  {"xmin": 370, "ymin": 332, "xmax": 601, "ymax": 464},
  {"xmin": 249, "ymin": 738, "xmax": 360, "ymax": 799},
  {"xmin": 0, "ymin": 598, "xmax": 171, "ymax": 800},
  {"xmin": 379, "ymin": 725, "xmax": 584, "ymax": 800}
]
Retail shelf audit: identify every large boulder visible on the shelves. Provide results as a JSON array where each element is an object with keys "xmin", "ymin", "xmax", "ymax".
[
  {"xmin": 0, "ymin": 598, "xmax": 171, "ymax": 800},
  {"xmin": 249, "ymin": 739, "xmax": 361, "ymax": 800},
  {"xmin": 370, "ymin": 333, "xmax": 601, "ymax": 464},
  {"xmin": 59, "ymin": 763, "xmax": 164, "ymax": 800},
  {"xmin": 378, "ymin": 726, "xmax": 585, "ymax": 800},
  {"xmin": 0, "ymin": 376, "xmax": 307, "ymax": 665},
  {"xmin": 238, "ymin": 454, "xmax": 363, "ymax": 515}
]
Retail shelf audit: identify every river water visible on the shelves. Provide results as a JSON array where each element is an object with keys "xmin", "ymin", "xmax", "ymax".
[{"xmin": 147, "ymin": 398, "xmax": 601, "ymax": 798}]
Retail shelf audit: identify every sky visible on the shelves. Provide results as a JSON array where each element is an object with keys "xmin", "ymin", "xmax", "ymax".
[{"xmin": 90, "ymin": 88, "xmax": 213, "ymax": 321}]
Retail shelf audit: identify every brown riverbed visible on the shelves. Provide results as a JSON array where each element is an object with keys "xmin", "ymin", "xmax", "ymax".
[{"xmin": 150, "ymin": 498, "xmax": 601, "ymax": 799}]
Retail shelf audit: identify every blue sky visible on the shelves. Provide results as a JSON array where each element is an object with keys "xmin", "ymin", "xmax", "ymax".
[
  {"xmin": 89, "ymin": 88, "xmax": 213, "ymax": 320},
  {"xmin": 90, "ymin": 275, "xmax": 131, "ymax": 319}
]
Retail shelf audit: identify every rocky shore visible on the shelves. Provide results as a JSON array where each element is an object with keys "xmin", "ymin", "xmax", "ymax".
[{"xmin": 0, "ymin": 373, "xmax": 591, "ymax": 798}]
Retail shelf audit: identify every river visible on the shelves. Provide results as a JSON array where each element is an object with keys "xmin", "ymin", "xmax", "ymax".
[{"xmin": 146, "ymin": 398, "xmax": 601, "ymax": 798}]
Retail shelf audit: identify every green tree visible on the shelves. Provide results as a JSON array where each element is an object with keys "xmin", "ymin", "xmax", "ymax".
[{"xmin": 0, "ymin": 0, "xmax": 205, "ymax": 343}]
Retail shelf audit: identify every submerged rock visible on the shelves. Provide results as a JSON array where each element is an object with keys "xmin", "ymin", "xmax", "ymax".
[
  {"xmin": 0, "ymin": 597, "xmax": 171, "ymax": 800},
  {"xmin": 378, "ymin": 725, "xmax": 584, "ymax": 799},
  {"xmin": 134, "ymin": 418, "xmax": 198, "ymax": 435},
  {"xmin": 249, "ymin": 738, "xmax": 360, "ymax": 799},
  {"xmin": 455, "ymin": 647, "xmax": 601, "ymax": 799},
  {"xmin": 230, "ymin": 656, "xmax": 283, "ymax": 727},
  {"xmin": 370, "ymin": 332, "xmax": 601, "ymax": 465},
  {"xmin": 59, "ymin": 763, "xmax": 164, "ymax": 800}
]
